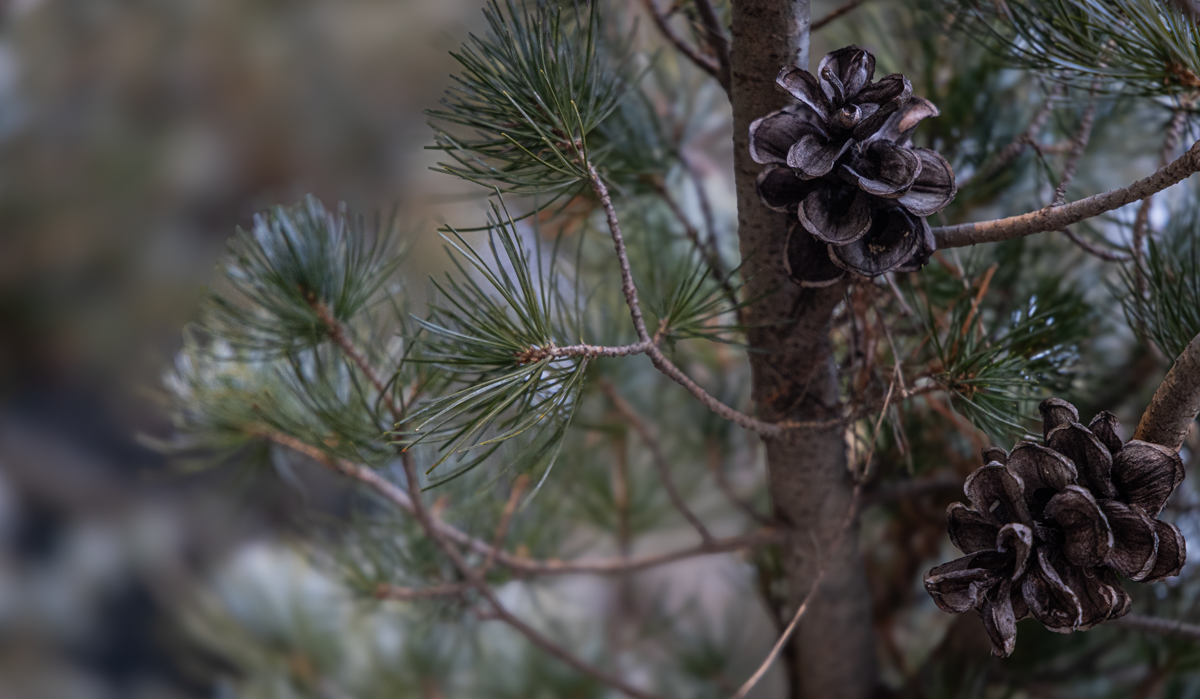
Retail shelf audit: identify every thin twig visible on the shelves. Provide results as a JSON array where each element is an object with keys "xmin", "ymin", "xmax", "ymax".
[
  {"xmin": 587, "ymin": 165, "xmax": 777, "ymax": 434},
  {"xmin": 934, "ymin": 138, "xmax": 1200, "ymax": 249},
  {"xmin": 1108, "ymin": 613, "xmax": 1200, "ymax": 641},
  {"xmin": 811, "ymin": 0, "xmax": 870, "ymax": 30},
  {"xmin": 601, "ymin": 380, "xmax": 715, "ymax": 544},
  {"xmin": 1059, "ymin": 226, "xmax": 1132, "ymax": 262},
  {"xmin": 733, "ymin": 482, "xmax": 865, "ymax": 699},
  {"xmin": 692, "ymin": 0, "xmax": 731, "ymax": 91},
  {"xmin": 1052, "ymin": 89, "xmax": 1099, "ymax": 206},
  {"xmin": 396, "ymin": 446, "xmax": 665, "ymax": 699},
  {"xmin": 260, "ymin": 429, "xmax": 784, "ymax": 576},
  {"xmin": 482, "ymin": 474, "xmax": 529, "ymax": 574},
  {"xmin": 654, "ymin": 179, "xmax": 739, "ymax": 309},
  {"xmin": 641, "ymin": 0, "xmax": 723, "ymax": 86},
  {"xmin": 375, "ymin": 581, "xmax": 474, "ymax": 601},
  {"xmin": 312, "ymin": 301, "xmax": 405, "ymax": 420},
  {"xmin": 965, "ymin": 90, "xmax": 1058, "ymax": 186},
  {"xmin": 1134, "ymin": 107, "xmax": 1190, "ymax": 293}
]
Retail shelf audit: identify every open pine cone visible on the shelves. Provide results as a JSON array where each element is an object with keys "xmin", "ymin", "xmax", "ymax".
[
  {"xmin": 749, "ymin": 46, "xmax": 957, "ymax": 285},
  {"xmin": 923, "ymin": 398, "xmax": 1187, "ymax": 657}
]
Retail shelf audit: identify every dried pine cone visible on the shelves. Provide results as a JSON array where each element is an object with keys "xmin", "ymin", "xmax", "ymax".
[
  {"xmin": 924, "ymin": 398, "xmax": 1187, "ymax": 657},
  {"xmin": 749, "ymin": 46, "xmax": 957, "ymax": 285}
]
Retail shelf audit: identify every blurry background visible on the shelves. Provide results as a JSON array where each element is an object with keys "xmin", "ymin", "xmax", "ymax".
[{"xmin": 0, "ymin": 1, "xmax": 482, "ymax": 696}]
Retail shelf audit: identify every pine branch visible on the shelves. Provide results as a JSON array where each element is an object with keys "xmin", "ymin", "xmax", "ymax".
[
  {"xmin": 641, "ymin": 0, "xmax": 724, "ymax": 86},
  {"xmin": 935, "ymin": 139, "xmax": 1200, "ymax": 248},
  {"xmin": 1108, "ymin": 613, "xmax": 1200, "ymax": 641},
  {"xmin": 1059, "ymin": 227, "xmax": 1132, "ymax": 262},
  {"xmin": 312, "ymin": 300, "xmax": 405, "ymax": 421},
  {"xmin": 258, "ymin": 429, "xmax": 782, "ymax": 576},
  {"xmin": 600, "ymin": 380, "xmax": 714, "ymax": 544},
  {"xmin": 1052, "ymin": 88, "xmax": 1098, "ymax": 206},
  {"xmin": 1134, "ymin": 331, "xmax": 1200, "ymax": 451}
]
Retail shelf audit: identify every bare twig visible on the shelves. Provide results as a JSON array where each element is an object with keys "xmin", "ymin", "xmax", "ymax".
[
  {"xmin": 1134, "ymin": 107, "xmax": 1190, "ymax": 293},
  {"xmin": 482, "ymin": 474, "xmax": 528, "ymax": 574},
  {"xmin": 601, "ymin": 380, "xmax": 715, "ymax": 544},
  {"xmin": 375, "ymin": 581, "xmax": 474, "ymax": 601},
  {"xmin": 811, "ymin": 0, "xmax": 870, "ymax": 30},
  {"xmin": 1108, "ymin": 613, "xmax": 1200, "ymax": 641},
  {"xmin": 935, "ymin": 139, "xmax": 1200, "ymax": 249},
  {"xmin": 312, "ymin": 301, "xmax": 404, "ymax": 420},
  {"xmin": 641, "ymin": 0, "xmax": 723, "ymax": 86},
  {"xmin": 965, "ymin": 90, "xmax": 1057, "ymax": 186},
  {"xmin": 1059, "ymin": 226, "xmax": 1132, "ymax": 262},
  {"xmin": 1134, "ymin": 332, "xmax": 1200, "ymax": 452},
  {"xmin": 692, "ymin": 0, "xmax": 731, "ymax": 91},
  {"xmin": 587, "ymin": 165, "xmax": 778, "ymax": 434},
  {"xmin": 1052, "ymin": 90, "xmax": 1099, "ymax": 207},
  {"xmin": 261, "ymin": 429, "xmax": 784, "ymax": 576},
  {"xmin": 681, "ymin": 153, "xmax": 721, "ymax": 263},
  {"xmin": 653, "ymin": 179, "xmax": 739, "ymax": 309},
  {"xmin": 733, "ymin": 481, "xmax": 865, "ymax": 699}
]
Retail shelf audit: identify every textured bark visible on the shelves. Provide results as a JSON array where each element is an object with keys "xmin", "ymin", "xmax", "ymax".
[
  {"xmin": 729, "ymin": 1, "xmax": 877, "ymax": 697},
  {"xmin": 1135, "ymin": 332, "xmax": 1200, "ymax": 452}
]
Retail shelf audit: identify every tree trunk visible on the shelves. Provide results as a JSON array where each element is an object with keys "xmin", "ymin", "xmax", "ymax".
[{"xmin": 728, "ymin": 1, "xmax": 878, "ymax": 697}]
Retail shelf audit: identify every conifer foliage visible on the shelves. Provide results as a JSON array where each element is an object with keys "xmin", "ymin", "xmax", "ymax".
[{"xmin": 162, "ymin": 0, "xmax": 1200, "ymax": 697}]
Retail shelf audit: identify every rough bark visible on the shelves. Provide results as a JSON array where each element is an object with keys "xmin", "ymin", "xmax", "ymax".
[
  {"xmin": 729, "ymin": 1, "xmax": 877, "ymax": 697},
  {"xmin": 1135, "ymin": 332, "xmax": 1200, "ymax": 452}
]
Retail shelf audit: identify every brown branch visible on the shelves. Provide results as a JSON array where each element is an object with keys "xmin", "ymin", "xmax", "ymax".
[
  {"xmin": 312, "ymin": 301, "xmax": 404, "ymax": 420},
  {"xmin": 587, "ymin": 164, "xmax": 780, "ymax": 435},
  {"xmin": 258, "ymin": 429, "xmax": 782, "ymax": 576},
  {"xmin": 601, "ymin": 380, "xmax": 715, "ymax": 544},
  {"xmin": 653, "ymin": 179, "xmax": 739, "ymax": 310},
  {"xmin": 934, "ymin": 139, "xmax": 1200, "ymax": 249},
  {"xmin": 641, "ymin": 0, "xmax": 723, "ymax": 86},
  {"xmin": 514, "ymin": 340, "xmax": 655, "ymax": 363},
  {"xmin": 811, "ymin": 0, "xmax": 869, "ymax": 30},
  {"xmin": 1134, "ymin": 332, "xmax": 1200, "ymax": 452},
  {"xmin": 394, "ymin": 443, "xmax": 665, "ymax": 699},
  {"xmin": 1059, "ymin": 227, "xmax": 1132, "ymax": 262},
  {"xmin": 1108, "ymin": 613, "xmax": 1200, "ymax": 641}
]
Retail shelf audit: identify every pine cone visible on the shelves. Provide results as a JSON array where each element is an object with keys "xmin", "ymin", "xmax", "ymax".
[
  {"xmin": 748, "ymin": 46, "xmax": 956, "ymax": 284},
  {"xmin": 923, "ymin": 398, "xmax": 1187, "ymax": 657}
]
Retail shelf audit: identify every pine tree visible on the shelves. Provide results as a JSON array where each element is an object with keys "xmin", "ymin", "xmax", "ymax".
[{"xmin": 162, "ymin": 0, "xmax": 1200, "ymax": 696}]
